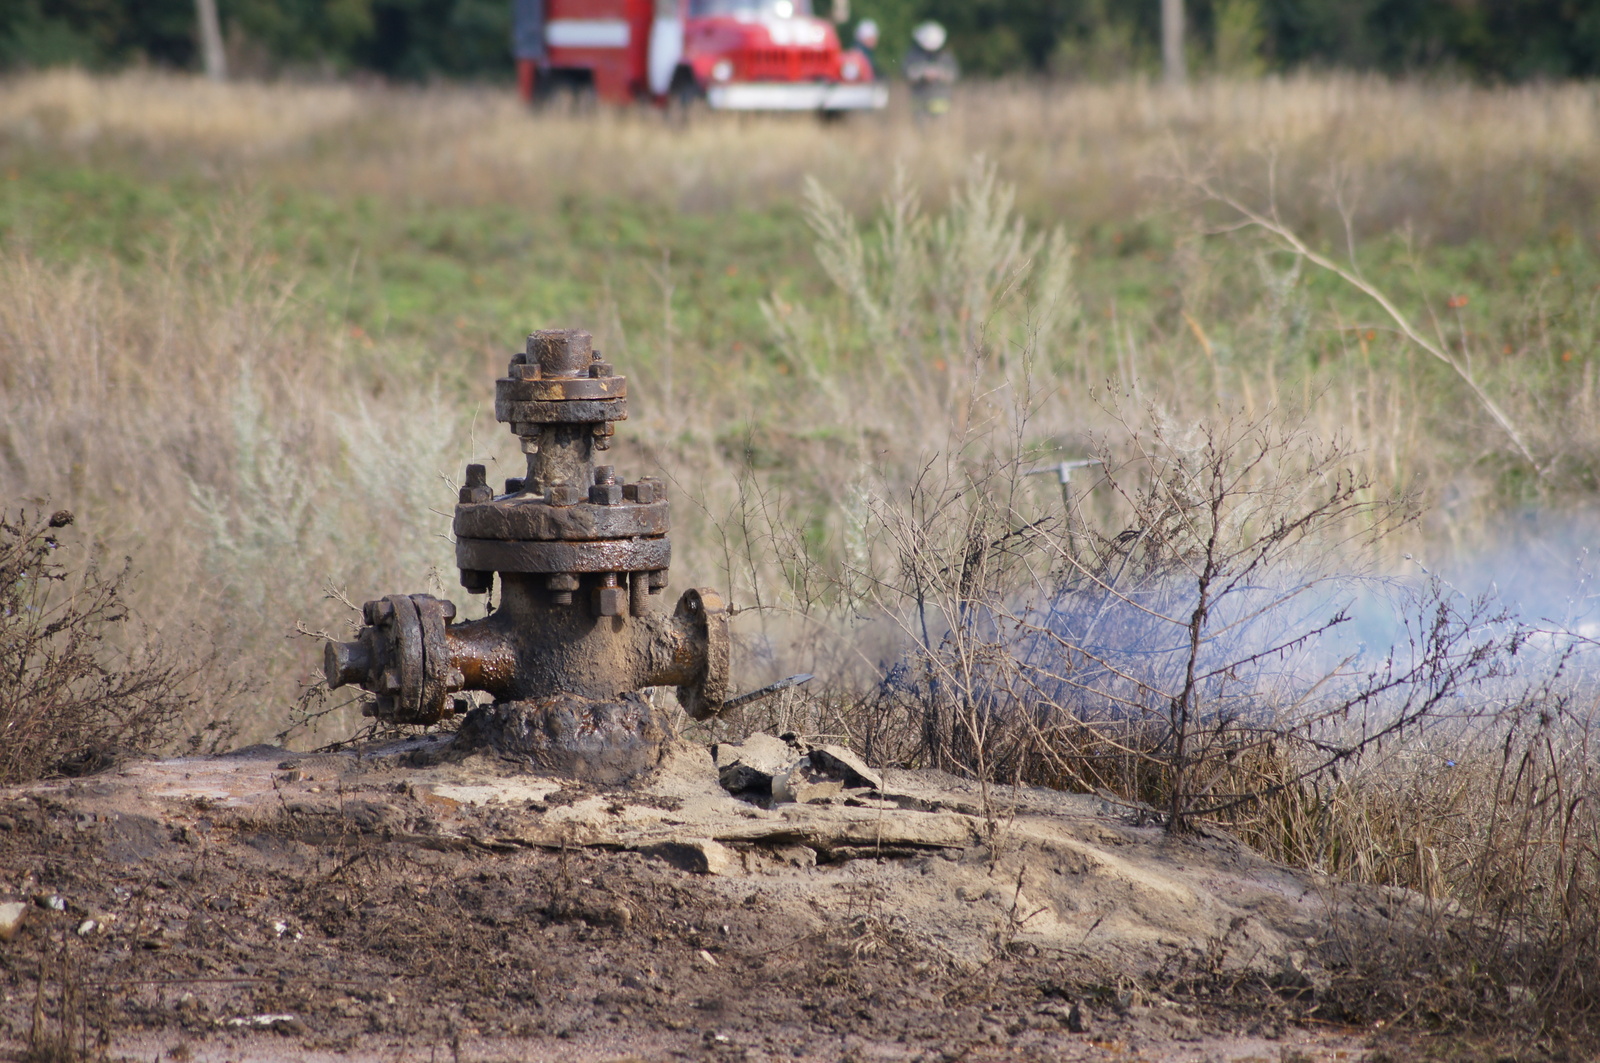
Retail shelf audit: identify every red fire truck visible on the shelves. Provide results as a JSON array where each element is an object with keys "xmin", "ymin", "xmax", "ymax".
[{"xmin": 512, "ymin": 0, "xmax": 886, "ymax": 113}]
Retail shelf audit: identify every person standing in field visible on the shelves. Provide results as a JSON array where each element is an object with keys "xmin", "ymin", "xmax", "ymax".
[
  {"xmin": 904, "ymin": 20, "xmax": 957, "ymax": 121},
  {"xmin": 854, "ymin": 19, "xmax": 881, "ymax": 77}
]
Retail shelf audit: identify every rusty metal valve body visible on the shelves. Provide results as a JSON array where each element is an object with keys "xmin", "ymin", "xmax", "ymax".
[{"xmin": 323, "ymin": 329, "xmax": 729, "ymax": 781}]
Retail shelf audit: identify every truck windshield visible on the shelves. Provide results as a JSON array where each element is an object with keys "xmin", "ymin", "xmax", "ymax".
[{"xmin": 689, "ymin": 0, "xmax": 812, "ymax": 18}]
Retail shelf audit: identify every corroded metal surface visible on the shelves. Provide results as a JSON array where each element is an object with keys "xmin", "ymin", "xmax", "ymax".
[{"xmin": 323, "ymin": 328, "xmax": 733, "ymax": 779}]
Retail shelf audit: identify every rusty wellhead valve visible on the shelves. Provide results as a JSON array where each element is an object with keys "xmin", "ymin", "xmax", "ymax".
[{"xmin": 323, "ymin": 328, "xmax": 730, "ymax": 781}]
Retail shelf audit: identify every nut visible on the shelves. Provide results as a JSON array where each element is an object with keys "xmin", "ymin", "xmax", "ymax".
[
  {"xmin": 625, "ymin": 480, "xmax": 657, "ymax": 505},
  {"xmin": 547, "ymin": 573, "xmax": 580, "ymax": 605},
  {"xmin": 590, "ymin": 482, "xmax": 623, "ymax": 505},
  {"xmin": 596, "ymin": 584, "xmax": 627, "ymax": 617},
  {"xmin": 589, "ymin": 361, "xmax": 614, "ymax": 378},
  {"xmin": 363, "ymin": 599, "xmax": 395, "ymax": 625},
  {"xmin": 546, "ymin": 481, "xmax": 580, "ymax": 507}
]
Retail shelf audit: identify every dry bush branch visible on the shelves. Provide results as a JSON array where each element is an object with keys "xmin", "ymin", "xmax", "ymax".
[{"xmin": 0, "ymin": 507, "xmax": 213, "ymax": 783}]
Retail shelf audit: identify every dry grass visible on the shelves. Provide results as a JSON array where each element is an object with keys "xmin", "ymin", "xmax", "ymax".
[
  {"xmin": 5, "ymin": 68, "xmax": 1598, "ymax": 232},
  {"xmin": 4, "ymin": 69, "xmax": 1600, "ymax": 1041}
]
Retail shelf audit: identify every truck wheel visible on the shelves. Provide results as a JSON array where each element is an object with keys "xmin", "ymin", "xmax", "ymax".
[
  {"xmin": 665, "ymin": 68, "xmax": 704, "ymax": 126},
  {"xmin": 537, "ymin": 69, "xmax": 597, "ymax": 116}
]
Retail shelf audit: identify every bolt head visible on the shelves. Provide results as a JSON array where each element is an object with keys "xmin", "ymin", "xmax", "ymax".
[
  {"xmin": 589, "ymin": 362, "xmax": 614, "ymax": 378},
  {"xmin": 546, "ymin": 482, "xmax": 580, "ymax": 507},
  {"xmin": 363, "ymin": 599, "xmax": 395, "ymax": 625},
  {"xmin": 547, "ymin": 573, "xmax": 580, "ymax": 592},
  {"xmin": 589, "ymin": 482, "xmax": 623, "ymax": 506},
  {"xmin": 627, "ymin": 481, "xmax": 657, "ymax": 505}
]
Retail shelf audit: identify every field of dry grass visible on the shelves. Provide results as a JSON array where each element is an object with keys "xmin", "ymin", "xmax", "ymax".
[{"xmin": 4, "ymin": 68, "xmax": 1600, "ymax": 1044}]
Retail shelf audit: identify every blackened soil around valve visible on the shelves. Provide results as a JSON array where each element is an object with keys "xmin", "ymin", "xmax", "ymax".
[{"xmin": 452, "ymin": 691, "xmax": 670, "ymax": 783}]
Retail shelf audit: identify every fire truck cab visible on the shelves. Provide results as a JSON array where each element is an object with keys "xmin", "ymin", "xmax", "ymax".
[{"xmin": 512, "ymin": 0, "xmax": 886, "ymax": 113}]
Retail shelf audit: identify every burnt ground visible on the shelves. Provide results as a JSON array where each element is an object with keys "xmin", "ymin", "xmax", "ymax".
[{"xmin": 0, "ymin": 738, "xmax": 1415, "ymax": 1062}]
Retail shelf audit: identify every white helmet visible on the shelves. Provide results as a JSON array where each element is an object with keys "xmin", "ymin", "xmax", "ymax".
[
  {"xmin": 854, "ymin": 18, "xmax": 879, "ymax": 48},
  {"xmin": 912, "ymin": 21, "xmax": 946, "ymax": 52}
]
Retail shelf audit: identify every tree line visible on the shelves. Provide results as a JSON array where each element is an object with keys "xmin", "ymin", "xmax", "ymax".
[{"xmin": 2, "ymin": 0, "xmax": 1597, "ymax": 81}]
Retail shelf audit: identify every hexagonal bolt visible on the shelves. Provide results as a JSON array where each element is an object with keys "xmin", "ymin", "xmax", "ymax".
[
  {"xmin": 589, "ymin": 482, "xmax": 623, "ymax": 506},
  {"xmin": 460, "ymin": 568, "xmax": 493, "ymax": 595},
  {"xmin": 547, "ymin": 573, "xmax": 580, "ymax": 605},
  {"xmin": 624, "ymin": 480, "xmax": 656, "ymax": 505},
  {"xmin": 439, "ymin": 599, "xmax": 457, "ymax": 622},
  {"xmin": 505, "ymin": 477, "xmax": 525, "ymax": 494},
  {"xmin": 363, "ymin": 599, "xmax": 396, "ymax": 625},
  {"xmin": 591, "ymin": 423, "xmax": 615, "ymax": 452},
  {"xmin": 589, "ymin": 361, "xmax": 614, "ymax": 378},
  {"xmin": 546, "ymin": 481, "xmax": 581, "ymax": 507},
  {"xmin": 648, "ymin": 569, "xmax": 669, "ymax": 594},
  {"xmin": 380, "ymin": 668, "xmax": 403, "ymax": 694}
]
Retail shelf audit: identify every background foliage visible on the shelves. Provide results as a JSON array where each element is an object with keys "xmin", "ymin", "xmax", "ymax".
[{"xmin": 2, "ymin": 0, "xmax": 1598, "ymax": 81}]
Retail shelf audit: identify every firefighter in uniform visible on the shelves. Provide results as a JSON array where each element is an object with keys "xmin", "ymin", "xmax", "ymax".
[{"xmin": 904, "ymin": 21, "xmax": 957, "ymax": 120}]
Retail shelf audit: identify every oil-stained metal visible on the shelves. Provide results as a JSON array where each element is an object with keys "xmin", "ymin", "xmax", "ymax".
[{"xmin": 323, "ymin": 328, "xmax": 735, "ymax": 781}]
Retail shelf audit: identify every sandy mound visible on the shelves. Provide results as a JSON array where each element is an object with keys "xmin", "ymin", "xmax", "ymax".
[{"xmin": 0, "ymin": 737, "xmax": 1389, "ymax": 1061}]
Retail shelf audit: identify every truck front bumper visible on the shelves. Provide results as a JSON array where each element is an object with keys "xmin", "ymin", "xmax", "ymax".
[{"xmin": 706, "ymin": 82, "xmax": 888, "ymax": 111}]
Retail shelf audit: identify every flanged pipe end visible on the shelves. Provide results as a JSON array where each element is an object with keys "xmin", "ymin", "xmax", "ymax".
[
  {"xmin": 527, "ymin": 329, "xmax": 593, "ymax": 377},
  {"xmin": 324, "ymin": 639, "xmax": 371, "ymax": 688},
  {"xmin": 675, "ymin": 588, "xmax": 732, "ymax": 721}
]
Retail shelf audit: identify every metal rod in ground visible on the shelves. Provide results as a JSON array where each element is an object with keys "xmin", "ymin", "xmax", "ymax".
[{"xmin": 716, "ymin": 674, "xmax": 814, "ymax": 715}]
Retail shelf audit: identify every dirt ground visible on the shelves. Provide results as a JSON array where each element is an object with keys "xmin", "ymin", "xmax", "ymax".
[{"xmin": 0, "ymin": 736, "xmax": 1402, "ymax": 1062}]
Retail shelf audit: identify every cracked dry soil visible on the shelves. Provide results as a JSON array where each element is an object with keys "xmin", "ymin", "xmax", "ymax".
[{"xmin": 0, "ymin": 737, "xmax": 1384, "ymax": 1062}]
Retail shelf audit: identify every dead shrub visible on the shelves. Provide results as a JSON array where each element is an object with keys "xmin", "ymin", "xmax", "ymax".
[{"xmin": 0, "ymin": 506, "xmax": 209, "ymax": 783}]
